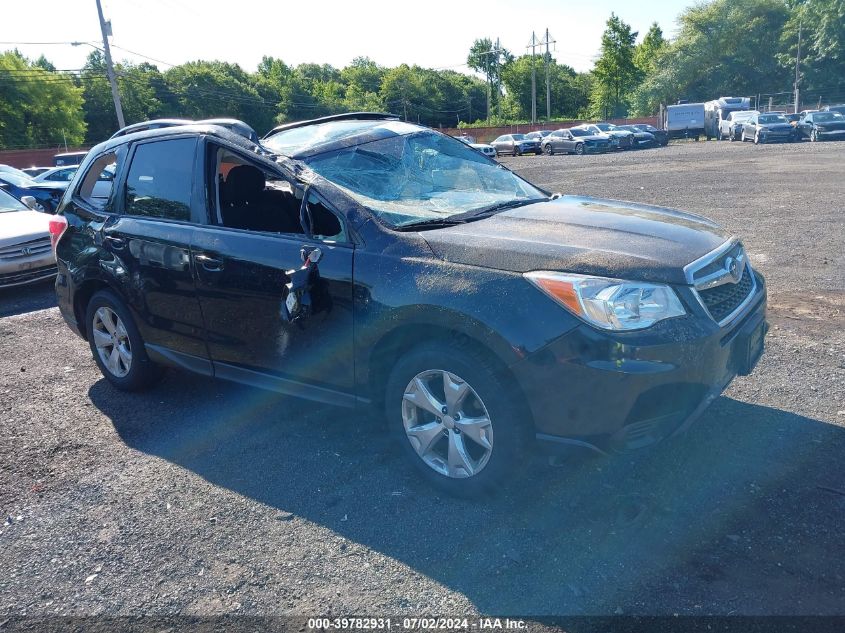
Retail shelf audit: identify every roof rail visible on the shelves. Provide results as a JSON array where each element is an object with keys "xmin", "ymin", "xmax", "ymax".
[
  {"xmin": 110, "ymin": 118, "xmax": 258, "ymax": 143},
  {"xmin": 262, "ymin": 112, "xmax": 400, "ymax": 139}
]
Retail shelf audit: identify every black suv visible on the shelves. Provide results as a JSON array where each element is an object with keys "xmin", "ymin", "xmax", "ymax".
[{"xmin": 53, "ymin": 113, "xmax": 767, "ymax": 496}]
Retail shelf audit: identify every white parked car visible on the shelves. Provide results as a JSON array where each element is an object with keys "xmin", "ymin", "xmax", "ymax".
[
  {"xmin": 457, "ymin": 135, "xmax": 497, "ymax": 158},
  {"xmin": 719, "ymin": 110, "xmax": 758, "ymax": 141},
  {"xmin": 33, "ymin": 164, "xmax": 115, "ymax": 200},
  {"xmin": 0, "ymin": 188, "xmax": 57, "ymax": 288}
]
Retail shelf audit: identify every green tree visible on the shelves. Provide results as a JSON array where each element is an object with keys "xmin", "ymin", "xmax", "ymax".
[
  {"xmin": 779, "ymin": 0, "xmax": 845, "ymax": 96},
  {"xmin": 81, "ymin": 52, "xmax": 167, "ymax": 143},
  {"xmin": 340, "ymin": 57, "xmax": 385, "ymax": 111},
  {"xmin": 0, "ymin": 50, "xmax": 86, "ymax": 149},
  {"xmin": 467, "ymin": 38, "xmax": 513, "ymax": 117},
  {"xmin": 591, "ymin": 13, "xmax": 639, "ymax": 118},
  {"xmin": 501, "ymin": 54, "xmax": 586, "ymax": 120},
  {"xmin": 631, "ymin": 0, "xmax": 790, "ymax": 115},
  {"xmin": 162, "ymin": 60, "xmax": 276, "ymax": 132},
  {"xmin": 634, "ymin": 23, "xmax": 668, "ymax": 78}
]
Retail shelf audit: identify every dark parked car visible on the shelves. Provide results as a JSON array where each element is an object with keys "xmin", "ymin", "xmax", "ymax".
[
  {"xmin": 632, "ymin": 123, "xmax": 669, "ymax": 146},
  {"xmin": 490, "ymin": 133, "xmax": 541, "ymax": 156},
  {"xmin": 540, "ymin": 128, "xmax": 610, "ymax": 155},
  {"xmin": 740, "ymin": 113, "xmax": 797, "ymax": 144},
  {"xmin": 0, "ymin": 170, "xmax": 65, "ymax": 212},
  {"xmin": 824, "ymin": 104, "xmax": 845, "ymax": 116},
  {"xmin": 797, "ymin": 111, "xmax": 845, "ymax": 142},
  {"xmin": 573, "ymin": 123, "xmax": 635, "ymax": 150},
  {"xmin": 615, "ymin": 125, "xmax": 658, "ymax": 148},
  {"xmin": 53, "ymin": 113, "xmax": 767, "ymax": 496}
]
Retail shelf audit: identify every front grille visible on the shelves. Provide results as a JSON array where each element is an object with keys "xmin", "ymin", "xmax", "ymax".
[
  {"xmin": 0, "ymin": 237, "xmax": 51, "ymax": 261},
  {"xmin": 697, "ymin": 264, "xmax": 753, "ymax": 322}
]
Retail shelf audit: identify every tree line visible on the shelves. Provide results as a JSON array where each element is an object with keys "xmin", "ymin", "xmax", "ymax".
[{"xmin": 0, "ymin": 0, "xmax": 842, "ymax": 149}]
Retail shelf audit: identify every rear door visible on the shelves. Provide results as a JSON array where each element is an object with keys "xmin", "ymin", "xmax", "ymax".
[
  {"xmin": 190, "ymin": 140, "xmax": 356, "ymax": 405},
  {"xmin": 100, "ymin": 136, "xmax": 210, "ymax": 369}
]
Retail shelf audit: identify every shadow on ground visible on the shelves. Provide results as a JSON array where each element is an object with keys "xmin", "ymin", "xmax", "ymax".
[
  {"xmin": 0, "ymin": 278, "xmax": 57, "ymax": 317},
  {"xmin": 89, "ymin": 372, "xmax": 845, "ymax": 615}
]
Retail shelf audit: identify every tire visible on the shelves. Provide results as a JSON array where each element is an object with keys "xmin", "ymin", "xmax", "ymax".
[
  {"xmin": 811, "ymin": 129, "xmax": 818, "ymax": 142},
  {"xmin": 754, "ymin": 131, "xmax": 762, "ymax": 145},
  {"xmin": 384, "ymin": 342, "xmax": 527, "ymax": 497},
  {"xmin": 513, "ymin": 146, "xmax": 521, "ymax": 156},
  {"xmin": 543, "ymin": 144, "xmax": 553, "ymax": 156},
  {"xmin": 85, "ymin": 290, "xmax": 162, "ymax": 391},
  {"xmin": 575, "ymin": 143, "xmax": 584, "ymax": 155},
  {"xmin": 741, "ymin": 130, "xmax": 747, "ymax": 142}
]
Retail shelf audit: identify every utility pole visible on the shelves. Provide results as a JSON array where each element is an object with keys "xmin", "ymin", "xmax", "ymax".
[
  {"xmin": 485, "ymin": 52, "xmax": 491, "ymax": 123},
  {"xmin": 793, "ymin": 20, "xmax": 802, "ymax": 114},
  {"xmin": 527, "ymin": 32, "xmax": 540, "ymax": 123},
  {"xmin": 540, "ymin": 29, "xmax": 556, "ymax": 121},
  {"xmin": 95, "ymin": 0, "xmax": 125, "ymax": 129}
]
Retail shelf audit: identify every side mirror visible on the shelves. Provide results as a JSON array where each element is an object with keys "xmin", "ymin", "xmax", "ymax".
[{"xmin": 20, "ymin": 195, "xmax": 39, "ymax": 210}]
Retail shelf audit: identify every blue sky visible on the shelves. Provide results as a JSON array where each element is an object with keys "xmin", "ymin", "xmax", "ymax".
[{"xmin": 2, "ymin": 0, "xmax": 692, "ymax": 74}]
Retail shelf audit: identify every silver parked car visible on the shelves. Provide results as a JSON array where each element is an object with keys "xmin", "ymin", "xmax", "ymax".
[{"xmin": 0, "ymin": 188, "xmax": 57, "ymax": 288}]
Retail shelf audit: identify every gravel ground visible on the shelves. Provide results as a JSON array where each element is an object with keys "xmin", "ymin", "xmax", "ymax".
[{"xmin": 1, "ymin": 140, "xmax": 844, "ymax": 623}]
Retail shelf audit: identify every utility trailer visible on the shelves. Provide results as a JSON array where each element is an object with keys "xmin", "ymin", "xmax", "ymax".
[{"xmin": 662, "ymin": 103, "xmax": 705, "ymax": 140}]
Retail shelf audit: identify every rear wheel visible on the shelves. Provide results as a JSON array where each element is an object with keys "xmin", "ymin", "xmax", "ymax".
[
  {"xmin": 543, "ymin": 143, "xmax": 553, "ymax": 156},
  {"xmin": 575, "ymin": 143, "xmax": 585, "ymax": 155},
  {"xmin": 811, "ymin": 129, "xmax": 818, "ymax": 142},
  {"xmin": 513, "ymin": 145, "xmax": 521, "ymax": 156},
  {"xmin": 754, "ymin": 131, "xmax": 762, "ymax": 145},
  {"xmin": 385, "ymin": 342, "xmax": 526, "ymax": 497},
  {"xmin": 86, "ymin": 290, "xmax": 162, "ymax": 391}
]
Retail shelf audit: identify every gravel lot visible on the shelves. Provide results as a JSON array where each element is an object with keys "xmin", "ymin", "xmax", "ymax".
[{"xmin": 1, "ymin": 140, "xmax": 844, "ymax": 622}]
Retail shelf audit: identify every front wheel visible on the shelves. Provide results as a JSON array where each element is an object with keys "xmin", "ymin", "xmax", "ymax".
[
  {"xmin": 811, "ymin": 129, "xmax": 818, "ymax": 142},
  {"xmin": 513, "ymin": 146, "xmax": 522, "ymax": 156},
  {"xmin": 385, "ymin": 342, "xmax": 526, "ymax": 497},
  {"xmin": 86, "ymin": 290, "xmax": 162, "ymax": 391},
  {"xmin": 543, "ymin": 144, "xmax": 553, "ymax": 156},
  {"xmin": 575, "ymin": 143, "xmax": 585, "ymax": 155}
]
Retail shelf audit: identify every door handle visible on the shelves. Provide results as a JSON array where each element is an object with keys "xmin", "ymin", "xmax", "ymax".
[
  {"xmin": 104, "ymin": 235, "xmax": 126, "ymax": 249},
  {"xmin": 195, "ymin": 254, "xmax": 224, "ymax": 271}
]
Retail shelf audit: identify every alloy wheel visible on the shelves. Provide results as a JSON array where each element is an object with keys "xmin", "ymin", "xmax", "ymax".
[
  {"xmin": 401, "ymin": 369, "xmax": 494, "ymax": 479},
  {"xmin": 92, "ymin": 306, "xmax": 132, "ymax": 378}
]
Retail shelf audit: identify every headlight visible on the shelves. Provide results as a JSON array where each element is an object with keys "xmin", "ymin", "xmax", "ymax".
[{"xmin": 524, "ymin": 272, "xmax": 686, "ymax": 331}]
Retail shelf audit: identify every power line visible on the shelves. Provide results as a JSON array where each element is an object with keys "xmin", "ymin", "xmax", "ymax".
[{"xmin": 110, "ymin": 44, "xmax": 177, "ymax": 68}]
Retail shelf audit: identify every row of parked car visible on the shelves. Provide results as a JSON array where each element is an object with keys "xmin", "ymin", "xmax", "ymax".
[
  {"xmin": 459, "ymin": 121, "xmax": 669, "ymax": 158},
  {"xmin": 717, "ymin": 104, "xmax": 845, "ymax": 144}
]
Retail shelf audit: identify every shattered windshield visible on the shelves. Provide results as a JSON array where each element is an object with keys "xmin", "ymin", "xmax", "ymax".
[{"xmin": 303, "ymin": 131, "xmax": 545, "ymax": 228}]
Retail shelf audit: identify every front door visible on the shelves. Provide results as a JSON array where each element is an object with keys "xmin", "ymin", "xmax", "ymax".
[{"xmin": 191, "ymin": 142, "xmax": 356, "ymax": 405}]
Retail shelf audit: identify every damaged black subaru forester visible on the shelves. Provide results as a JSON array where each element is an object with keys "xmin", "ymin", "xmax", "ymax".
[{"xmin": 52, "ymin": 112, "xmax": 767, "ymax": 496}]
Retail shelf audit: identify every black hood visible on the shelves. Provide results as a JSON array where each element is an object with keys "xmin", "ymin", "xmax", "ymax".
[{"xmin": 420, "ymin": 195, "xmax": 731, "ymax": 285}]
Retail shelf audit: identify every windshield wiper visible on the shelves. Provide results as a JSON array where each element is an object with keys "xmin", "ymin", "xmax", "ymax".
[
  {"xmin": 395, "ymin": 197, "xmax": 550, "ymax": 232},
  {"xmin": 451, "ymin": 197, "xmax": 550, "ymax": 222},
  {"xmin": 394, "ymin": 216, "xmax": 471, "ymax": 231}
]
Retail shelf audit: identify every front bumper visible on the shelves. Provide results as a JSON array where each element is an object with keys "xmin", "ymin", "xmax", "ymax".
[
  {"xmin": 0, "ymin": 263, "xmax": 57, "ymax": 288},
  {"xmin": 817, "ymin": 129, "xmax": 845, "ymax": 139},
  {"xmin": 513, "ymin": 275, "xmax": 767, "ymax": 454}
]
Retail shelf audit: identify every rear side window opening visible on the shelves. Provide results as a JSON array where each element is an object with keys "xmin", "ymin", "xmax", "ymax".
[{"xmin": 77, "ymin": 152, "xmax": 118, "ymax": 210}]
